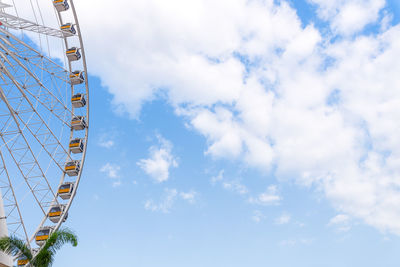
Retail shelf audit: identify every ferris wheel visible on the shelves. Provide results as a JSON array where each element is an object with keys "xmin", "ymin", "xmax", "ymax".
[{"xmin": 0, "ymin": 0, "xmax": 89, "ymax": 265}]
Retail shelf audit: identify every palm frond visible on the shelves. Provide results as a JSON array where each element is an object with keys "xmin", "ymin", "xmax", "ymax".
[
  {"xmin": 0, "ymin": 229, "xmax": 77, "ymax": 267},
  {"xmin": 42, "ymin": 228, "xmax": 77, "ymax": 256},
  {"xmin": 0, "ymin": 236, "xmax": 32, "ymax": 260},
  {"xmin": 32, "ymin": 249, "xmax": 54, "ymax": 267}
]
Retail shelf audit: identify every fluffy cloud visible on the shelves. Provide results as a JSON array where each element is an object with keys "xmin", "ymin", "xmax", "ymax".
[
  {"xmin": 82, "ymin": 0, "xmax": 400, "ymax": 235},
  {"xmin": 145, "ymin": 188, "xmax": 197, "ymax": 213},
  {"xmin": 100, "ymin": 163, "xmax": 121, "ymax": 187},
  {"xmin": 275, "ymin": 213, "xmax": 291, "ymax": 225},
  {"xmin": 98, "ymin": 139, "xmax": 114, "ymax": 149},
  {"xmin": 252, "ymin": 210, "xmax": 265, "ymax": 223},
  {"xmin": 328, "ymin": 214, "xmax": 352, "ymax": 232},
  {"xmin": 98, "ymin": 133, "xmax": 116, "ymax": 149},
  {"xmin": 145, "ymin": 188, "xmax": 178, "ymax": 213},
  {"xmin": 16, "ymin": 0, "xmax": 400, "ymax": 235},
  {"xmin": 249, "ymin": 185, "xmax": 282, "ymax": 206},
  {"xmin": 222, "ymin": 180, "xmax": 249, "ymax": 195},
  {"xmin": 179, "ymin": 191, "xmax": 197, "ymax": 204},
  {"xmin": 137, "ymin": 135, "xmax": 178, "ymax": 183},
  {"xmin": 309, "ymin": 0, "xmax": 386, "ymax": 35},
  {"xmin": 211, "ymin": 170, "xmax": 249, "ymax": 195}
]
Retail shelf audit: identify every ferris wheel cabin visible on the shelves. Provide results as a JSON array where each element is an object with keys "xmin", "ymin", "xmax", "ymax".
[
  {"xmin": 66, "ymin": 47, "xmax": 81, "ymax": 61},
  {"xmin": 48, "ymin": 204, "xmax": 68, "ymax": 223},
  {"xmin": 53, "ymin": 0, "xmax": 69, "ymax": 12},
  {"xmin": 71, "ymin": 93, "xmax": 86, "ymax": 108},
  {"xmin": 65, "ymin": 160, "xmax": 81, "ymax": 176},
  {"xmin": 58, "ymin": 182, "xmax": 74, "ymax": 200},
  {"xmin": 17, "ymin": 256, "xmax": 28, "ymax": 267},
  {"xmin": 35, "ymin": 227, "xmax": 54, "ymax": 246},
  {"xmin": 69, "ymin": 138, "xmax": 84, "ymax": 154},
  {"xmin": 61, "ymin": 23, "xmax": 76, "ymax": 36},
  {"xmin": 70, "ymin": 70, "xmax": 85, "ymax": 85},
  {"xmin": 71, "ymin": 116, "xmax": 87, "ymax": 130}
]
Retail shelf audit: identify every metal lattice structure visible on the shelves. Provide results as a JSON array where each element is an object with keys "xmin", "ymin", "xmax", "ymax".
[{"xmin": 0, "ymin": 0, "xmax": 89, "ymax": 265}]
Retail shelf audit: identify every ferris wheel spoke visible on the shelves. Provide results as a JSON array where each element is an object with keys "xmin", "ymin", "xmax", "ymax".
[
  {"xmin": 0, "ymin": 28, "xmax": 71, "ymax": 83},
  {"xmin": 22, "ymin": 88, "xmax": 72, "ymax": 128},
  {"xmin": 0, "ymin": 66, "xmax": 74, "ymax": 126},
  {"xmin": 0, "ymin": 10, "xmax": 73, "ymax": 38},
  {"xmin": 14, "ymin": 51, "xmax": 70, "ymax": 84},
  {"xmin": 1, "ymin": 28, "xmax": 84, "ymax": 103},
  {"xmin": 13, "ymin": 111, "xmax": 70, "ymax": 171},
  {"xmin": 0, "ymin": 89, "xmax": 72, "ymax": 174},
  {"xmin": 1, "ymin": 133, "xmax": 56, "ymax": 214},
  {"xmin": 0, "ymin": 150, "xmax": 29, "ymax": 243},
  {"xmin": 0, "ymin": 85, "xmax": 58, "ymax": 215},
  {"xmin": 0, "ymin": 61, "xmax": 71, "ymax": 170},
  {"xmin": 0, "ymin": 37, "xmax": 75, "ymax": 129}
]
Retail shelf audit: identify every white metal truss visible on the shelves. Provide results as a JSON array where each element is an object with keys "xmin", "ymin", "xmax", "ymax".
[
  {"xmin": 0, "ymin": 29, "xmax": 77, "ymax": 126},
  {"xmin": 0, "ymin": 82, "xmax": 59, "ymax": 213},
  {"xmin": 0, "ymin": 150, "xmax": 29, "ymax": 243},
  {"xmin": 0, "ymin": 11, "xmax": 74, "ymax": 38},
  {"xmin": 0, "ymin": 2, "xmax": 12, "ymax": 9},
  {"xmin": 0, "ymin": 56, "xmax": 72, "ymax": 172},
  {"xmin": 0, "ymin": 0, "xmax": 90, "ymax": 265}
]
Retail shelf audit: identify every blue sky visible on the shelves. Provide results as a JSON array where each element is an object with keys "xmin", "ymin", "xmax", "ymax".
[
  {"xmin": 42, "ymin": 0, "xmax": 400, "ymax": 266},
  {"xmin": 54, "ymin": 77, "xmax": 400, "ymax": 267}
]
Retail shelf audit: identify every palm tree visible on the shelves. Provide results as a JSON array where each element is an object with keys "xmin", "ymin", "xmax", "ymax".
[{"xmin": 0, "ymin": 228, "xmax": 77, "ymax": 267}]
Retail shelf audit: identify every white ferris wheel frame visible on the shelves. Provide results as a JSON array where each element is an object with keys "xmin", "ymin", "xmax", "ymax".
[{"xmin": 0, "ymin": 0, "xmax": 89, "ymax": 263}]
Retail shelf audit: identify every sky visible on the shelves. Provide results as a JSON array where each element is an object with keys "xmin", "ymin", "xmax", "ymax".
[{"xmin": 3, "ymin": 0, "xmax": 400, "ymax": 266}]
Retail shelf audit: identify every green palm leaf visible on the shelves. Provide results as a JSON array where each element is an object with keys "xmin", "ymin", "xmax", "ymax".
[
  {"xmin": 0, "ymin": 228, "xmax": 77, "ymax": 267},
  {"xmin": 0, "ymin": 235, "xmax": 32, "ymax": 260}
]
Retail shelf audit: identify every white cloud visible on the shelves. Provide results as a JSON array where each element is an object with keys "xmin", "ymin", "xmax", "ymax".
[
  {"xmin": 180, "ymin": 191, "xmax": 197, "ymax": 204},
  {"xmin": 211, "ymin": 170, "xmax": 248, "ymax": 195},
  {"xmin": 222, "ymin": 181, "xmax": 249, "ymax": 195},
  {"xmin": 111, "ymin": 181, "xmax": 121, "ymax": 188},
  {"xmin": 137, "ymin": 135, "xmax": 178, "ymax": 183},
  {"xmin": 100, "ymin": 163, "xmax": 120, "ymax": 179},
  {"xmin": 211, "ymin": 170, "xmax": 225, "ymax": 184},
  {"xmin": 145, "ymin": 188, "xmax": 198, "ymax": 213},
  {"xmin": 252, "ymin": 210, "xmax": 265, "ymax": 223},
  {"xmin": 309, "ymin": 0, "xmax": 386, "ymax": 35},
  {"xmin": 99, "ymin": 139, "xmax": 115, "ymax": 149},
  {"xmin": 145, "ymin": 188, "xmax": 178, "ymax": 213},
  {"xmin": 249, "ymin": 186, "xmax": 281, "ymax": 206},
  {"xmin": 20, "ymin": 0, "xmax": 400, "ymax": 235},
  {"xmin": 98, "ymin": 130, "xmax": 119, "ymax": 149},
  {"xmin": 100, "ymin": 163, "xmax": 121, "ymax": 187},
  {"xmin": 329, "ymin": 214, "xmax": 350, "ymax": 225},
  {"xmin": 328, "ymin": 214, "xmax": 352, "ymax": 232},
  {"xmin": 275, "ymin": 213, "xmax": 291, "ymax": 225}
]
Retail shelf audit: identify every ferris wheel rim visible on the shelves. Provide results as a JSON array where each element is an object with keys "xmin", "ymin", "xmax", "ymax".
[
  {"xmin": 42, "ymin": 0, "xmax": 90, "ymax": 240},
  {"xmin": 29, "ymin": 0, "xmax": 90, "ymax": 245},
  {"xmin": 0, "ymin": 0, "xmax": 89, "ymax": 261}
]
